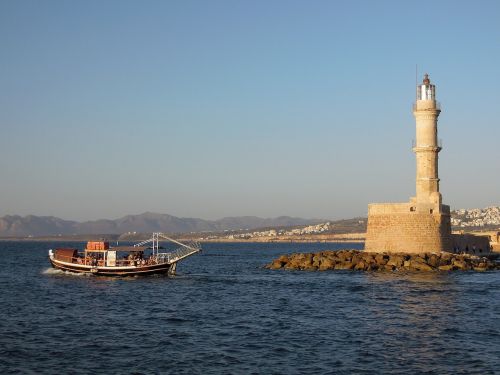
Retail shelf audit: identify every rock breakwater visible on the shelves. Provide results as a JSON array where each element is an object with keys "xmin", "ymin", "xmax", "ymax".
[{"xmin": 266, "ymin": 250, "xmax": 500, "ymax": 272}]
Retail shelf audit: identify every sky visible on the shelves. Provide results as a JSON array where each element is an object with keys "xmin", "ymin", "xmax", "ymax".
[{"xmin": 0, "ymin": 0, "xmax": 499, "ymax": 221}]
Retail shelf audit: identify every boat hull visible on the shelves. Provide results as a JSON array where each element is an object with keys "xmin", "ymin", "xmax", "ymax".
[{"xmin": 49, "ymin": 257, "xmax": 174, "ymax": 276}]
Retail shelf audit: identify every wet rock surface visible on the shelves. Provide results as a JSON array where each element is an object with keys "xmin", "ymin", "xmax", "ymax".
[{"xmin": 265, "ymin": 250, "xmax": 500, "ymax": 272}]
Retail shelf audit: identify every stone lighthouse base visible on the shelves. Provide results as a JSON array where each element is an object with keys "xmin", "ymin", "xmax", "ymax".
[{"xmin": 364, "ymin": 202, "xmax": 453, "ymax": 253}]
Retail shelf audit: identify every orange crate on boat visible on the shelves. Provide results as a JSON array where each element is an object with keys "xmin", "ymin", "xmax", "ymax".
[{"xmin": 86, "ymin": 241, "xmax": 109, "ymax": 250}]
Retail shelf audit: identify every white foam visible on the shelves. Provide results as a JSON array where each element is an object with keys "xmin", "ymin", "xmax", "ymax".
[
  {"xmin": 42, "ymin": 267, "xmax": 63, "ymax": 275},
  {"xmin": 42, "ymin": 267, "xmax": 91, "ymax": 277}
]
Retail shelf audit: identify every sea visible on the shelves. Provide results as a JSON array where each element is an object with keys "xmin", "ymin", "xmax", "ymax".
[{"xmin": 0, "ymin": 241, "xmax": 499, "ymax": 375}]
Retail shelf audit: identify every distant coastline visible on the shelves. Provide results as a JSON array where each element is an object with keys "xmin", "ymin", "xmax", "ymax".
[
  {"xmin": 2, "ymin": 231, "xmax": 499, "ymax": 249},
  {"xmin": 197, "ymin": 233, "xmax": 365, "ymax": 244},
  {"xmin": 0, "ymin": 233, "xmax": 366, "ymax": 244}
]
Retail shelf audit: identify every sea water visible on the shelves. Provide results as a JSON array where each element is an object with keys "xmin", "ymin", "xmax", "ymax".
[{"xmin": 0, "ymin": 241, "xmax": 499, "ymax": 374}]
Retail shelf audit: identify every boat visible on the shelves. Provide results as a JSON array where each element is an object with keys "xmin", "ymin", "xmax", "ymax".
[{"xmin": 48, "ymin": 232, "xmax": 201, "ymax": 276}]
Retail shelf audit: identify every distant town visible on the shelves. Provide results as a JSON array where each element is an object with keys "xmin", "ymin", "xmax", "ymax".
[
  {"xmin": 193, "ymin": 207, "xmax": 500, "ymax": 243},
  {"xmin": 451, "ymin": 206, "xmax": 500, "ymax": 228},
  {"xmin": 203, "ymin": 220, "xmax": 342, "ymax": 240},
  {"xmin": 207, "ymin": 222, "xmax": 332, "ymax": 240}
]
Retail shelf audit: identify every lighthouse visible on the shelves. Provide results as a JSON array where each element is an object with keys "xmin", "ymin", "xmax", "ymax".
[
  {"xmin": 412, "ymin": 74, "xmax": 443, "ymax": 211},
  {"xmin": 364, "ymin": 73, "xmax": 453, "ymax": 253}
]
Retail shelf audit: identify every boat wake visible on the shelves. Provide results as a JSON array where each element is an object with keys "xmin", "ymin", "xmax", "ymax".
[{"xmin": 42, "ymin": 268, "xmax": 90, "ymax": 277}]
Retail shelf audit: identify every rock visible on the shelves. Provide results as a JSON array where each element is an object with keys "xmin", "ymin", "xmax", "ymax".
[
  {"xmin": 366, "ymin": 262, "xmax": 379, "ymax": 271},
  {"xmin": 354, "ymin": 261, "xmax": 366, "ymax": 271},
  {"xmin": 439, "ymin": 264, "xmax": 454, "ymax": 271},
  {"xmin": 312, "ymin": 254, "xmax": 321, "ymax": 267},
  {"xmin": 278, "ymin": 255, "xmax": 289, "ymax": 263},
  {"xmin": 438, "ymin": 256, "xmax": 452, "ymax": 266},
  {"xmin": 323, "ymin": 251, "xmax": 337, "ymax": 260},
  {"xmin": 351, "ymin": 254, "xmax": 361, "ymax": 265},
  {"xmin": 363, "ymin": 253, "xmax": 375, "ymax": 263},
  {"xmin": 285, "ymin": 253, "xmax": 313, "ymax": 269},
  {"xmin": 319, "ymin": 258, "xmax": 336, "ymax": 271},
  {"xmin": 452, "ymin": 260, "xmax": 470, "ymax": 271},
  {"xmin": 302, "ymin": 264, "xmax": 318, "ymax": 271},
  {"xmin": 337, "ymin": 251, "xmax": 352, "ymax": 263},
  {"xmin": 374, "ymin": 254, "xmax": 388, "ymax": 265},
  {"xmin": 384, "ymin": 264, "xmax": 395, "ymax": 271},
  {"xmin": 334, "ymin": 262, "xmax": 354, "ymax": 270},
  {"xmin": 473, "ymin": 266, "xmax": 488, "ymax": 272},
  {"xmin": 427, "ymin": 254, "xmax": 440, "ymax": 268},
  {"xmin": 410, "ymin": 261, "xmax": 434, "ymax": 272},
  {"xmin": 268, "ymin": 259, "xmax": 285, "ymax": 269},
  {"xmin": 403, "ymin": 260, "xmax": 411, "ymax": 268},
  {"xmin": 413, "ymin": 255, "xmax": 426, "ymax": 264},
  {"xmin": 387, "ymin": 255, "xmax": 404, "ymax": 268},
  {"xmin": 441, "ymin": 252, "xmax": 453, "ymax": 260}
]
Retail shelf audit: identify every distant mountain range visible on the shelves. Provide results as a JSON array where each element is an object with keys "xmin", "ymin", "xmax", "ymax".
[
  {"xmin": 0, "ymin": 212, "xmax": 323, "ymax": 237},
  {"xmin": 2, "ymin": 206, "xmax": 497, "ymax": 238}
]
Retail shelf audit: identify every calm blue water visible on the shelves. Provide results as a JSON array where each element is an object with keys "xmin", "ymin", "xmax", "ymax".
[{"xmin": 0, "ymin": 241, "xmax": 499, "ymax": 375}]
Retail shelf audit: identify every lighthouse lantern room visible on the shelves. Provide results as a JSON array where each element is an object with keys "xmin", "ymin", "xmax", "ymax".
[{"xmin": 416, "ymin": 73, "xmax": 436, "ymax": 101}]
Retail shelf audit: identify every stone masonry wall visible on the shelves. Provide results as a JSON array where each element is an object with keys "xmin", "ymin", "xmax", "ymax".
[
  {"xmin": 365, "ymin": 203, "xmax": 452, "ymax": 253},
  {"xmin": 451, "ymin": 234, "xmax": 491, "ymax": 254}
]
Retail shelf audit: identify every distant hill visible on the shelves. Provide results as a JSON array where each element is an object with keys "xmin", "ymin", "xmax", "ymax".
[
  {"xmin": 0, "ymin": 212, "xmax": 322, "ymax": 237},
  {"xmin": 0, "ymin": 215, "xmax": 77, "ymax": 237}
]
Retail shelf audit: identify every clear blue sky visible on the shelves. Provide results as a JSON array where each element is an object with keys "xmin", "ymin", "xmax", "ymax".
[{"xmin": 1, "ymin": 0, "xmax": 499, "ymax": 221}]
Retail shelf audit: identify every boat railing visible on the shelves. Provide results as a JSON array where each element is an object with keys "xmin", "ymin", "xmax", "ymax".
[
  {"xmin": 58, "ymin": 256, "xmax": 161, "ymax": 267},
  {"xmin": 156, "ymin": 241, "xmax": 201, "ymax": 264},
  {"xmin": 58, "ymin": 257, "xmax": 105, "ymax": 266}
]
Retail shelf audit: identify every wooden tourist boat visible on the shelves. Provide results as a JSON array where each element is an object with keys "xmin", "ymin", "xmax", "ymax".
[{"xmin": 48, "ymin": 233, "xmax": 201, "ymax": 276}]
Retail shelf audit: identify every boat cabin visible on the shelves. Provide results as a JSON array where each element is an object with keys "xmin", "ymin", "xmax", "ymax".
[{"xmin": 53, "ymin": 241, "xmax": 152, "ymax": 267}]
